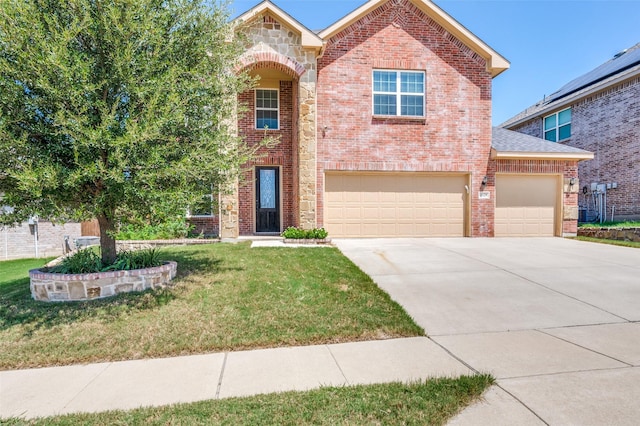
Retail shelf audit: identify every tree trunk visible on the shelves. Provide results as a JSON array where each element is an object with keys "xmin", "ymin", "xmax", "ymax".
[{"xmin": 97, "ymin": 213, "xmax": 117, "ymax": 265}]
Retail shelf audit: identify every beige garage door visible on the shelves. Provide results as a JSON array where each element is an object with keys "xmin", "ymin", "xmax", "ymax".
[
  {"xmin": 324, "ymin": 173, "xmax": 466, "ymax": 237},
  {"xmin": 495, "ymin": 175, "xmax": 559, "ymax": 237}
]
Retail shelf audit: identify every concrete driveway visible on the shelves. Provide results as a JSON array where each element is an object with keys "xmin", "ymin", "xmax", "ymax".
[{"xmin": 334, "ymin": 238, "xmax": 640, "ymax": 425}]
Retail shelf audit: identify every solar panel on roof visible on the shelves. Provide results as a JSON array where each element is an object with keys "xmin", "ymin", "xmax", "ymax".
[{"xmin": 547, "ymin": 43, "xmax": 640, "ymax": 103}]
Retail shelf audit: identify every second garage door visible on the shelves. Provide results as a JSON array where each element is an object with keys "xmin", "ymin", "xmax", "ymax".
[
  {"xmin": 495, "ymin": 174, "xmax": 560, "ymax": 237},
  {"xmin": 324, "ymin": 173, "xmax": 467, "ymax": 237}
]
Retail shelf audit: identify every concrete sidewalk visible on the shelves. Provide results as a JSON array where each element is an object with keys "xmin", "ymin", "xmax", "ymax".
[{"xmin": 0, "ymin": 337, "xmax": 472, "ymax": 420}]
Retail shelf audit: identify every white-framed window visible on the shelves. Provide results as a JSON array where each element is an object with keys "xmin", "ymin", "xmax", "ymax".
[
  {"xmin": 373, "ymin": 70, "xmax": 425, "ymax": 117},
  {"xmin": 544, "ymin": 108, "xmax": 571, "ymax": 142},
  {"xmin": 255, "ymin": 89, "xmax": 279, "ymax": 130},
  {"xmin": 187, "ymin": 193, "xmax": 214, "ymax": 217}
]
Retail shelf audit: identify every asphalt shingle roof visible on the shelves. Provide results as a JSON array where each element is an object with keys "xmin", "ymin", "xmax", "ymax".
[
  {"xmin": 491, "ymin": 127, "xmax": 592, "ymax": 154},
  {"xmin": 501, "ymin": 42, "xmax": 640, "ymax": 128}
]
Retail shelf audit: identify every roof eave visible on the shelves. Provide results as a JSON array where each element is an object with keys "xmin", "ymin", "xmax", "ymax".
[
  {"xmin": 318, "ymin": 0, "xmax": 509, "ymax": 78},
  {"xmin": 491, "ymin": 149, "xmax": 594, "ymax": 162},
  {"xmin": 504, "ymin": 64, "xmax": 640, "ymax": 128}
]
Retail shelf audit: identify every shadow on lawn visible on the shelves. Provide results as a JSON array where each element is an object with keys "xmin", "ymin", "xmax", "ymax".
[{"xmin": 0, "ymin": 248, "xmax": 229, "ymax": 334}]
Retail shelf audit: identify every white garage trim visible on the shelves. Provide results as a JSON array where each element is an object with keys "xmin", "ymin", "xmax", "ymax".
[
  {"xmin": 324, "ymin": 172, "xmax": 469, "ymax": 237},
  {"xmin": 495, "ymin": 174, "xmax": 562, "ymax": 237}
]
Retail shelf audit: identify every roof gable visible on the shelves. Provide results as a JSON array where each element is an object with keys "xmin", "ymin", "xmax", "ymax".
[
  {"xmin": 318, "ymin": 0, "xmax": 509, "ymax": 77},
  {"xmin": 234, "ymin": 1, "xmax": 323, "ymax": 50}
]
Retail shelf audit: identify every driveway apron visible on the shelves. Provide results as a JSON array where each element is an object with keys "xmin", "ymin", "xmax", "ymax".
[{"xmin": 334, "ymin": 237, "xmax": 640, "ymax": 425}]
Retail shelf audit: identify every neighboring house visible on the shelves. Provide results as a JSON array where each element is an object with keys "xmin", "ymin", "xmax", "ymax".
[
  {"xmin": 0, "ymin": 217, "xmax": 80, "ymax": 261},
  {"xmin": 502, "ymin": 42, "xmax": 640, "ymax": 222},
  {"xmin": 192, "ymin": 0, "xmax": 593, "ymax": 239}
]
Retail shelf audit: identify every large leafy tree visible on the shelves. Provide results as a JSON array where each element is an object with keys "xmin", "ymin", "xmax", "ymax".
[{"xmin": 0, "ymin": 0, "xmax": 260, "ymax": 263}]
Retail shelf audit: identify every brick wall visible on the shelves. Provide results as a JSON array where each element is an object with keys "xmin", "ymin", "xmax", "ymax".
[
  {"xmin": 317, "ymin": 0, "xmax": 494, "ymax": 236},
  {"xmin": 237, "ymin": 80, "xmax": 296, "ymax": 235},
  {"xmin": 571, "ymin": 77, "xmax": 640, "ymax": 219},
  {"xmin": 510, "ymin": 118, "xmax": 541, "ymax": 139},
  {"xmin": 509, "ymin": 76, "xmax": 640, "ymax": 219},
  {"xmin": 186, "ymin": 216, "xmax": 219, "ymax": 237},
  {"xmin": 1, "ymin": 221, "xmax": 81, "ymax": 260}
]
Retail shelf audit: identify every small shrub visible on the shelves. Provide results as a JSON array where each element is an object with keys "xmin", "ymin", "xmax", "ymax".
[
  {"xmin": 46, "ymin": 248, "xmax": 163, "ymax": 274},
  {"xmin": 281, "ymin": 227, "xmax": 328, "ymax": 240},
  {"xmin": 47, "ymin": 249, "xmax": 103, "ymax": 274}
]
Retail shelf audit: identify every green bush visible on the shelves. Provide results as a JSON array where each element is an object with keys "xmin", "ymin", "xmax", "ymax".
[
  {"xmin": 281, "ymin": 227, "xmax": 328, "ymax": 239},
  {"xmin": 47, "ymin": 248, "xmax": 163, "ymax": 274},
  {"xmin": 115, "ymin": 219, "xmax": 194, "ymax": 240}
]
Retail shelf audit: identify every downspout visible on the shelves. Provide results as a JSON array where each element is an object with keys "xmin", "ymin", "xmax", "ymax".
[{"xmin": 34, "ymin": 222, "xmax": 39, "ymax": 258}]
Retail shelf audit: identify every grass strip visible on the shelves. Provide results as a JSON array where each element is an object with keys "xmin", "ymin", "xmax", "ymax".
[
  {"xmin": 574, "ymin": 236, "xmax": 640, "ymax": 249},
  {"xmin": 578, "ymin": 221, "xmax": 640, "ymax": 228},
  {"xmin": 0, "ymin": 243, "xmax": 423, "ymax": 370},
  {"xmin": 3, "ymin": 375, "xmax": 493, "ymax": 426}
]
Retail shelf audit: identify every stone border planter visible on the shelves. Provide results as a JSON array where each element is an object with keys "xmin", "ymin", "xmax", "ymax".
[
  {"xmin": 577, "ymin": 227, "xmax": 640, "ymax": 242},
  {"xmin": 283, "ymin": 238, "xmax": 332, "ymax": 245},
  {"xmin": 29, "ymin": 261, "xmax": 177, "ymax": 302}
]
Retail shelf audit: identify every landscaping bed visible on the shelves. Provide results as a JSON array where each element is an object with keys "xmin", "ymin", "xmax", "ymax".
[
  {"xmin": 577, "ymin": 223, "xmax": 640, "ymax": 242},
  {"xmin": 0, "ymin": 243, "xmax": 423, "ymax": 370}
]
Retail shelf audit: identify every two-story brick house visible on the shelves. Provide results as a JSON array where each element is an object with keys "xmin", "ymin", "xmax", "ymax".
[
  {"xmin": 502, "ymin": 43, "xmax": 640, "ymax": 222},
  {"xmin": 194, "ymin": 0, "xmax": 593, "ymax": 239}
]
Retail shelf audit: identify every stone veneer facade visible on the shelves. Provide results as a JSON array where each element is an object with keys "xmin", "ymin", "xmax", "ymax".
[
  {"xmin": 30, "ymin": 261, "xmax": 177, "ymax": 302},
  {"xmin": 220, "ymin": 12, "xmax": 318, "ymax": 237}
]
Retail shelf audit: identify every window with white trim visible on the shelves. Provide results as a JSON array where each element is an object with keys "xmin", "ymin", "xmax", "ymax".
[
  {"xmin": 544, "ymin": 108, "xmax": 571, "ymax": 142},
  {"xmin": 255, "ymin": 89, "xmax": 279, "ymax": 130},
  {"xmin": 188, "ymin": 193, "xmax": 214, "ymax": 217},
  {"xmin": 373, "ymin": 70, "xmax": 425, "ymax": 117}
]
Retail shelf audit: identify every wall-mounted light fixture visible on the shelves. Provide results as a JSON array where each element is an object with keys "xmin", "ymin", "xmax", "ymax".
[
  {"xmin": 322, "ymin": 126, "xmax": 330, "ymax": 138},
  {"xmin": 569, "ymin": 177, "xmax": 576, "ymax": 186},
  {"xmin": 481, "ymin": 176, "xmax": 488, "ymax": 187}
]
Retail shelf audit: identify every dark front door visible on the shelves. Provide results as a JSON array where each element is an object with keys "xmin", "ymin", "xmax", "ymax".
[{"xmin": 256, "ymin": 167, "xmax": 280, "ymax": 233}]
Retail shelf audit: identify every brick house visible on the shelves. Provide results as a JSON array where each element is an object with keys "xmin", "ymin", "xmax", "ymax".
[
  {"xmin": 193, "ymin": 0, "xmax": 593, "ymax": 239},
  {"xmin": 502, "ymin": 42, "xmax": 640, "ymax": 222}
]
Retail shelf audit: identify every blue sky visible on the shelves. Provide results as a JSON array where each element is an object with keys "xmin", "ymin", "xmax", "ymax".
[{"xmin": 230, "ymin": 0, "xmax": 640, "ymax": 125}]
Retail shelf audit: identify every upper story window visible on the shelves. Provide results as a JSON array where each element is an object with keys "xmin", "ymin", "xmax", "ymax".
[
  {"xmin": 544, "ymin": 108, "xmax": 571, "ymax": 142},
  {"xmin": 256, "ymin": 89, "xmax": 279, "ymax": 130},
  {"xmin": 373, "ymin": 70, "xmax": 425, "ymax": 117}
]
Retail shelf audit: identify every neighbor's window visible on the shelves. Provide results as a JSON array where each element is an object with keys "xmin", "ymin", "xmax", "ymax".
[
  {"xmin": 373, "ymin": 70, "xmax": 425, "ymax": 117},
  {"xmin": 188, "ymin": 193, "xmax": 214, "ymax": 217},
  {"xmin": 544, "ymin": 108, "xmax": 571, "ymax": 142},
  {"xmin": 255, "ymin": 89, "xmax": 279, "ymax": 130}
]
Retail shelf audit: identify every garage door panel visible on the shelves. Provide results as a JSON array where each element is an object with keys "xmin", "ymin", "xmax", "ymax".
[
  {"xmin": 325, "ymin": 173, "xmax": 465, "ymax": 237},
  {"xmin": 495, "ymin": 175, "xmax": 558, "ymax": 237}
]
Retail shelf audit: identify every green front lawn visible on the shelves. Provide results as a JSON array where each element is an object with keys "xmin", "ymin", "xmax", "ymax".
[
  {"xmin": 0, "ymin": 257, "xmax": 56, "ymax": 283},
  {"xmin": 0, "ymin": 243, "xmax": 423, "ymax": 370},
  {"xmin": 0, "ymin": 257, "xmax": 56, "ymax": 301},
  {"xmin": 574, "ymin": 236, "xmax": 640, "ymax": 249},
  {"xmin": 3, "ymin": 376, "xmax": 493, "ymax": 426}
]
